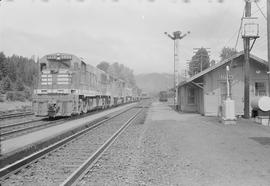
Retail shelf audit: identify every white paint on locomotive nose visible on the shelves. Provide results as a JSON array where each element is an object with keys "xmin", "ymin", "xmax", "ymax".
[
  {"xmin": 57, "ymin": 74, "xmax": 69, "ymax": 77},
  {"xmin": 57, "ymin": 78, "xmax": 69, "ymax": 81}
]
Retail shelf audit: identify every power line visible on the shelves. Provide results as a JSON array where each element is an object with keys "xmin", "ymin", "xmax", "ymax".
[
  {"xmin": 255, "ymin": 1, "xmax": 267, "ymax": 20},
  {"xmin": 251, "ymin": 0, "xmax": 266, "ymax": 16},
  {"xmin": 251, "ymin": 5, "xmax": 266, "ymax": 16},
  {"xmin": 234, "ymin": 6, "xmax": 245, "ymax": 50}
]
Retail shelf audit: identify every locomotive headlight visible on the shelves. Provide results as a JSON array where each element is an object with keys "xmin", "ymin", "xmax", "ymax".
[{"xmin": 56, "ymin": 53, "xmax": 61, "ymax": 60}]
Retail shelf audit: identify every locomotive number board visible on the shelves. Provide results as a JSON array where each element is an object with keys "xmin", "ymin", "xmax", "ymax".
[{"xmin": 47, "ymin": 54, "xmax": 72, "ymax": 60}]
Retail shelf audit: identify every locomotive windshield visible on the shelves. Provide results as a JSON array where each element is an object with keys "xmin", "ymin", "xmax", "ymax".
[
  {"xmin": 44, "ymin": 54, "xmax": 72, "ymax": 71},
  {"xmin": 48, "ymin": 60, "xmax": 70, "ymax": 69}
]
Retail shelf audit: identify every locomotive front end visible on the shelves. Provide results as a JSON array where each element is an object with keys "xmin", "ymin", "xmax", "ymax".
[{"xmin": 33, "ymin": 53, "xmax": 75, "ymax": 117}]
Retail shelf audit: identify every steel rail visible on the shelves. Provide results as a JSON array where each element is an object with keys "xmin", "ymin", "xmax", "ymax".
[
  {"xmin": 0, "ymin": 120, "xmax": 64, "ymax": 138},
  {"xmin": 0, "ymin": 112, "xmax": 33, "ymax": 120},
  {"xmin": 0, "ymin": 104, "xmax": 137, "ymax": 180},
  {"xmin": 60, "ymin": 108, "xmax": 143, "ymax": 186},
  {"xmin": 0, "ymin": 118, "xmax": 43, "ymax": 130}
]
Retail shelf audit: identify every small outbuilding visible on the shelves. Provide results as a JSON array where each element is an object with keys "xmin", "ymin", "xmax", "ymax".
[{"xmin": 177, "ymin": 52, "xmax": 269, "ymax": 117}]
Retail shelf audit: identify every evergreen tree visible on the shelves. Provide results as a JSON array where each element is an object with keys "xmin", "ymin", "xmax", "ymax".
[
  {"xmin": 97, "ymin": 61, "xmax": 110, "ymax": 73},
  {"xmin": 188, "ymin": 48, "xmax": 210, "ymax": 76},
  {"xmin": 0, "ymin": 52, "xmax": 7, "ymax": 80},
  {"xmin": 220, "ymin": 47, "xmax": 238, "ymax": 61},
  {"xmin": 15, "ymin": 79, "xmax": 25, "ymax": 91},
  {"xmin": 1, "ymin": 76, "xmax": 12, "ymax": 93}
]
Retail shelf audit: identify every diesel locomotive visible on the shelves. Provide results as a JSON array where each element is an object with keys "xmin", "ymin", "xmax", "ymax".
[{"xmin": 32, "ymin": 53, "xmax": 140, "ymax": 117}]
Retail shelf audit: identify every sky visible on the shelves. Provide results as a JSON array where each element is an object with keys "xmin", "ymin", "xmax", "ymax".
[{"xmin": 0, "ymin": 0, "xmax": 268, "ymax": 75}]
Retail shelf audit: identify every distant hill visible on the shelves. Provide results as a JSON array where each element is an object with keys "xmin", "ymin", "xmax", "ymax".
[{"xmin": 135, "ymin": 73, "xmax": 184, "ymax": 95}]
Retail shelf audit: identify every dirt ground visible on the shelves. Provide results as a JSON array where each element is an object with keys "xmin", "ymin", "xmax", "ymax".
[{"xmin": 84, "ymin": 101, "xmax": 270, "ymax": 186}]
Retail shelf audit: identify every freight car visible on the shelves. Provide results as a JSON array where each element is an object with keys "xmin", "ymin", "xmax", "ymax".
[
  {"xmin": 32, "ymin": 53, "xmax": 140, "ymax": 118},
  {"xmin": 159, "ymin": 91, "xmax": 168, "ymax": 102}
]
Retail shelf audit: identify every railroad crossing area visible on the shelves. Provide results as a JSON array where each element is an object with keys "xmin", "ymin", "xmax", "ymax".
[{"xmin": 2, "ymin": 101, "xmax": 270, "ymax": 185}]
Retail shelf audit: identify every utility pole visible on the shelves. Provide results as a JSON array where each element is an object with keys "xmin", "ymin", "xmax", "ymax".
[
  {"xmin": 165, "ymin": 31, "xmax": 190, "ymax": 110},
  {"xmin": 242, "ymin": 0, "xmax": 259, "ymax": 118},
  {"xmin": 37, "ymin": 56, "xmax": 40, "ymax": 90},
  {"xmin": 243, "ymin": 1, "xmax": 251, "ymax": 119},
  {"xmin": 267, "ymin": 0, "xmax": 270, "ymax": 96}
]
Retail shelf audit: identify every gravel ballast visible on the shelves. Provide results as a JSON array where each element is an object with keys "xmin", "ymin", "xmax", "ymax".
[{"xmin": 1, "ymin": 107, "xmax": 140, "ymax": 186}]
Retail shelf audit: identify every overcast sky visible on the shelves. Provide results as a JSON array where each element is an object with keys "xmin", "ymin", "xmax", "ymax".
[{"xmin": 0, "ymin": 0, "xmax": 267, "ymax": 75}]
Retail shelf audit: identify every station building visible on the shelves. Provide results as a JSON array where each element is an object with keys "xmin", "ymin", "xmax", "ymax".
[{"xmin": 177, "ymin": 51, "xmax": 269, "ymax": 117}]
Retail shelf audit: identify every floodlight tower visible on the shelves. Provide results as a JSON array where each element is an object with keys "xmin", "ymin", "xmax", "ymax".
[{"xmin": 164, "ymin": 30, "xmax": 190, "ymax": 109}]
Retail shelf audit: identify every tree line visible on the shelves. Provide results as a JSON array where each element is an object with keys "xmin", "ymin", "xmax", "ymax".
[
  {"xmin": 188, "ymin": 47, "xmax": 238, "ymax": 77},
  {"xmin": 0, "ymin": 52, "xmax": 38, "ymax": 101}
]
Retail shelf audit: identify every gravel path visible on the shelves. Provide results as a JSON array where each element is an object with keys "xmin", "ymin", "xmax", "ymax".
[{"xmin": 76, "ymin": 101, "xmax": 270, "ymax": 186}]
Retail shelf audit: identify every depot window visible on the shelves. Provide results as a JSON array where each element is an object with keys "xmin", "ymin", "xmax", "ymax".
[
  {"xmin": 187, "ymin": 86, "xmax": 195, "ymax": 104},
  {"xmin": 255, "ymin": 82, "xmax": 266, "ymax": 96},
  {"xmin": 40, "ymin": 63, "xmax": 47, "ymax": 72}
]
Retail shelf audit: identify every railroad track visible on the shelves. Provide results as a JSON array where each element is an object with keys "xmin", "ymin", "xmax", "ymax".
[
  {"xmin": 0, "ymin": 118, "xmax": 64, "ymax": 141},
  {"xmin": 0, "ymin": 101, "xmax": 149, "ymax": 185},
  {"xmin": 61, "ymin": 105, "xmax": 147, "ymax": 186},
  {"xmin": 0, "ymin": 111, "xmax": 33, "ymax": 120},
  {"xmin": 0, "ymin": 104, "xmax": 134, "ymax": 141}
]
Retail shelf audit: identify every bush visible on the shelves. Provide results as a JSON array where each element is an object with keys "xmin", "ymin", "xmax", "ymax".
[
  {"xmin": 0, "ymin": 94, "xmax": 5, "ymax": 102},
  {"xmin": 15, "ymin": 80, "xmax": 25, "ymax": 91},
  {"xmin": 14, "ymin": 91, "xmax": 25, "ymax": 102},
  {"xmin": 23, "ymin": 87, "xmax": 32, "ymax": 101},
  {"xmin": 1, "ymin": 76, "xmax": 12, "ymax": 92},
  {"xmin": 6, "ymin": 91, "xmax": 14, "ymax": 101},
  {"xmin": 6, "ymin": 91, "xmax": 26, "ymax": 102}
]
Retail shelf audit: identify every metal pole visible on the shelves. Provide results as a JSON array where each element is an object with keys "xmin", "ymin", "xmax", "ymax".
[
  {"xmin": 200, "ymin": 54, "xmax": 202, "ymax": 72},
  {"xmin": 164, "ymin": 31, "xmax": 189, "ymax": 110},
  {"xmin": 173, "ymin": 39, "xmax": 176, "ymax": 108},
  {"xmin": 267, "ymin": 0, "xmax": 270, "ymax": 96},
  {"xmin": 37, "ymin": 56, "xmax": 40, "ymax": 90},
  {"xmin": 226, "ymin": 65, "xmax": 230, "ymax": 99},
  {"xmin": 175, "ymin": 37, "xmax": 181, "ymax": 110},
  {"xmin": 243, "ymin": 0, "xmax": 251, "ymax": 118}
]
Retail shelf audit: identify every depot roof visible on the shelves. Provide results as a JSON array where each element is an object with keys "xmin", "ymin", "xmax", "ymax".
[{"xmin": 178, "ymin": 51, "xmax": 268, "ymax": 87}]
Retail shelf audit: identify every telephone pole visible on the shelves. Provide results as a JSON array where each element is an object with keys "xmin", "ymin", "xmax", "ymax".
[
  {"xmin": 242, "ymin": 0, "xmax": 259, "ymax": 118},
  {"xmin": 267, "ymin": 0, "xmax": 270, "ymax": 96},
  {"xmin": 243, "ymin": 0, "xmax": 251, "ymax": 119}
]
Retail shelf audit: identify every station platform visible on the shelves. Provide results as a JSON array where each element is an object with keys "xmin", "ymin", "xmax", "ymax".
[
  {"xmin": 1, "ymin": 103, "xmax": 135, "ymax": 156},
  {"xmin": 136, "ymin": 101, "xmax": 270, "ymax": 185}
]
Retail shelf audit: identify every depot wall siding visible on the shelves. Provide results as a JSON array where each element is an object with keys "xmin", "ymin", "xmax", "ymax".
[
  {"xmin": 198, "ymin": 88, "xmax": 204, "ymax": 114},
  {"xmin": 178, "ymin": 55, "xmax": 269, "ymax": 117},
  {"xmin": 231, "ymin": 63, "xmax": 244, "ymax": 116},
  {"xmin": 179, "ymin": 85, "xmax": 197, "ymax": 112},
  {"xmin": 203, "ymin": 59, "xmax": 245, "ymax": 116},
  {"xmin": 203, "ymin": 72, "xmax": 219, "ymax": 116},
  {"xmin": 249, "ymin": 60, "xmax": 269, "ymax": 99}
]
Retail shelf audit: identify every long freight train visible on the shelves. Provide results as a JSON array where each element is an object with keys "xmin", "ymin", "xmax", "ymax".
[{"xmin": 32, "ymin": 53, "xmax": 140, "ymax": 117}]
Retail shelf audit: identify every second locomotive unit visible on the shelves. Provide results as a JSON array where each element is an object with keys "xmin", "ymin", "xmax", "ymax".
[{"xmin": 32, "ymin": 53, "xmax": 140, "ymax": 117}]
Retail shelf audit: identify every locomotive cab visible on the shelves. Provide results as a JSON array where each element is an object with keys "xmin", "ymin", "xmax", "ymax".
[{"xmin": 33, "ymin": 53, "xmax": 76, "ymax": 117}]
